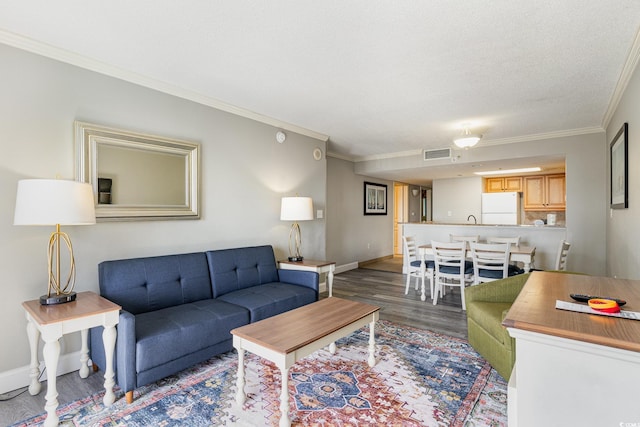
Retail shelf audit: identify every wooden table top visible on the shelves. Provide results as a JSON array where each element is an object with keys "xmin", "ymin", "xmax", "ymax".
[
  {"xmin": 278, "ymin": 259, "xmax": 336, "ymax": 268},
  {"xmin": 503, "ymin": 271, "xmax": 640, "ymax": 353},
  {"xmin": 231, "ymin": 297, "xmax": 379, "ymax": 354},
  {"xmin": 419, "ymin": 244, "xmax": 535, "ymax": 255},
  {"xmin": 22, "ymin": 291, "xmax": 121, "ymax": 325}
]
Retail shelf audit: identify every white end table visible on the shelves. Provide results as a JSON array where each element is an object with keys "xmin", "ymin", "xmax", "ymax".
[
  {"xmin": 22, "ymin": 291, "xmax": 120, "ymax": 427},
  {"xmin": 278, "ymin": 259, "xmax": 336, "ymax": 296}
]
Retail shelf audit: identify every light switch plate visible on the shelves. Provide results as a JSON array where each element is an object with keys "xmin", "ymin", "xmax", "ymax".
[{"xmin": 317, "ymin": 209, "xmax": 323, "ymax": 219}]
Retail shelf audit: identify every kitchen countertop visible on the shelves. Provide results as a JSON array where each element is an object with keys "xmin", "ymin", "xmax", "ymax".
[{"xmin": 400, "ymin": 222, "xmax": 566, "ymax": 229}]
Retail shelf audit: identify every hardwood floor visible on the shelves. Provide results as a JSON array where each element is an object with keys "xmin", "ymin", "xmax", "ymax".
[
  {"xmin": 0, "ymin": 267, "xmax": 468, "ymax": 425},
  {"xmin": 328, "ymin": 265, "xmax": 468, "ymax": 339}
]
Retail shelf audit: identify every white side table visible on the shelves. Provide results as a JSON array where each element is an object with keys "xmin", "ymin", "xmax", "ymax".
[
  {"xmin": 278, "ymin": 259, "xmax": 336, "ymax": 296},
  {"xmin": 22, "ymin": 291, "xmax": 120, "ymax": 427}
]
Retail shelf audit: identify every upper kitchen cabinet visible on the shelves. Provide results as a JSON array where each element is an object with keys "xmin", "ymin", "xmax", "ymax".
[
  {"xmin": 523, "ymin": 174, "xmax": 566, "ymax": 211},
  {"xmin": 485, "ymin": 176, "xmax": 523, "ymax": 192}
]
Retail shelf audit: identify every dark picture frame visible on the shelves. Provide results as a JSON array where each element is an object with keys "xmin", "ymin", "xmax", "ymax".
[
  {"xmin": 364, "ymin": 181, "xmax": 387, "ymax": 215},
  {"xmin": 610, "ymin": 122, "xmax": 628, "ymax": 209}
]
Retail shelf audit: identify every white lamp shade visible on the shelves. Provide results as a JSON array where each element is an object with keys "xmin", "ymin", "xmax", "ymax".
[
  {"xmin": 280, "ymin": 197, "xmax": 314, "ymax": 221},
  {"xmin": 14, "ymin": 179, "xmax": 96, "ymax": 225}
]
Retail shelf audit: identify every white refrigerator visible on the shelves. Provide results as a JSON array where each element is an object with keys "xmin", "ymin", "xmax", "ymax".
[{"xmin": 481, "ymin": 192, "xmax": 521, "ymax": 225}]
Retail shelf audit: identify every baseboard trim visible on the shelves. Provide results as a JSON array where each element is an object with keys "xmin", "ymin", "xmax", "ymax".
[
  {"xmin": 335, "ymin": 262, "xmax": 358, "ymax": 274},
  {"xmin": 358, "ymin": 255, "xmax": 394, "ymax": 267},
  {"xmin": 0, "ymin": 351, "xmax": 84, "ymax": 395}
]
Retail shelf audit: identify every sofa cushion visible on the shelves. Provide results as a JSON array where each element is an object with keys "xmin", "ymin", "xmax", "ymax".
[
  {"xmin": 135, "ymin": 299, "xmax": 249, "ymax": 372},
  {"xmin": 217, "ymin": 282, "xmax": 317, "ymax": 322},
  {"xmin": 466, "ymin": 301, "xmax": 513, "ymax": 346},
  {"xmin": 99, "ymin": 252, "xmax": 213, "ymax": 315},
  {"xmin": 206, "ymin": 246, "xmax": 280, "ymax": 298}
]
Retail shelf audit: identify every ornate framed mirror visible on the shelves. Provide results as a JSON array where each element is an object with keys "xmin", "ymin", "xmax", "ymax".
[{"xmin": 75, "ymin": 121, "xmax": 200, "ymax": 221}]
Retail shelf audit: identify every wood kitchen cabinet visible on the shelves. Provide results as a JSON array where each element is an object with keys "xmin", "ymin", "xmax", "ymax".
[
  {"xmin": 523, "ymin": 174, "xmax": 565, "ymax": 211},
  {"xmin": 485, "ymin": 176, "xmax": 522, "ymax": 192}
]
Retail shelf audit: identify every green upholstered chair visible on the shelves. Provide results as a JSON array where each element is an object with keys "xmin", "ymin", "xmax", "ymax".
[{"xmin": 464, "ymin": 273, "xmax": 531, "ymax": 381}]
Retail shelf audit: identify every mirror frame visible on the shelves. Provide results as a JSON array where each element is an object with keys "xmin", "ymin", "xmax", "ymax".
[{"xmin": 75, "ymin": 121, "xmax": 200, "ymax": 221}]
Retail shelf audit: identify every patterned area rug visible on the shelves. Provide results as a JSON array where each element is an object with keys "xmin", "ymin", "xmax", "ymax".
[{"xmin": 12, "ymin": 321, "xmax": 507, "ymax": 426}]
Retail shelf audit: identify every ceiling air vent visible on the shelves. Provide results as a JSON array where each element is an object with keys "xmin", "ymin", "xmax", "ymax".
[{"xmin": 423, "ymin": 148, "xmax": 451, "ymax": 161}]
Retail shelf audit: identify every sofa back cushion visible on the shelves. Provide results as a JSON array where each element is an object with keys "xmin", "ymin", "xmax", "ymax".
[
  {"xmin": 99, "ymin": 252, "xmax": 212, "ymax": 314},
  {"xmin": 206, "ymin": 245, "xmax": 279, "ymax": 298}
]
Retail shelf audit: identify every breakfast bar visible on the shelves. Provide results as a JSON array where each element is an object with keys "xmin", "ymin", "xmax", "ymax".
[{"xmin": 402, "ymin": 223, "xmax": 566, "ymax": 272}]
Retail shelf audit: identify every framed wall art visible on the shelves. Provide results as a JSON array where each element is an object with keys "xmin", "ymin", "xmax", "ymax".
[
  {"xmin": 610, "ymin": 122, "xmax": 628, "ymax": 209},
  {"xmin": 364, "ymin": 181, "xmax": 387, "ymax": 215}
]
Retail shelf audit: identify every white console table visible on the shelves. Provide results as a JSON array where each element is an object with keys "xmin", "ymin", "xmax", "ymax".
[
  {"xmin": 278, "ymin": 259, "xmax": 335, "ymax": 296},
  {"xmin": 503, "ymin": 272, "xmax": 640, "ymax": 427}
]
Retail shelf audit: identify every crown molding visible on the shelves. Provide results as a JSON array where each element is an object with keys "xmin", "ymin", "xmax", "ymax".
[
  {"xmin": 343, "ymin": 126, "xmax": 604, "ymax": 163},
  {"xmin": 478, "ymin": 126, "xmax": 604, "ymax": 146},
  {"xmin": 602, "ymin": 27, "xmax": 640, "ymax": 129},
  {"xmin": 0, "ymin": 30, "xmax": 329, "ymax": 142}
]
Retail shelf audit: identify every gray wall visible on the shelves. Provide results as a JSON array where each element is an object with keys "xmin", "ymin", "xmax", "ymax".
[
  {"xmin": 326, "ymin": 157, "xmax": 394, "ymax": 268},
  {"xmin": 432, "ymin": 176, "xmax": 483, "ymax": 223},
  {"xmin": 606, "ymin": 51, "xmax": 640, "ymax": 280},
  {"xmin": 0, "ymin": 44, "xmax": 327, "ymax": 379}
]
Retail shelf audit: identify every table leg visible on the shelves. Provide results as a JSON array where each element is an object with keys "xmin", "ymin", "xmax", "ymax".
[
  {"xmin": 327, "ymin": 266, "xmax": 334, "ymax": 297},
  {"xmin": 235, "ymin": 347, "xmax": 246, "ymax": 405},
  {"xmin": 42, "ymin": 338, "xmax": 60, "ymax": 427},
  {"xmin": 279, "ymin": 367, "xmax": 290, "ymax": 427},
  {"xmin": 420, "ymin": 258, "xmax": 427, "ymax": 302},
  {"xmin": 79, "ymin": 329, "xmax": 89, "ymax": 379},
  {"xmin": 102, "ymin": 324, "xmax": 117, "ymax": 406},
  {"xmin": 26, "ymin": 315, "xmax": 41, "ymax": 396},
  {"xmin": 524, "ymin": 260, "xmax": 532, "ymax": 272},
  {"xmin": 368, "ymin": 320, "xmax": 376, "ymax": 367}
]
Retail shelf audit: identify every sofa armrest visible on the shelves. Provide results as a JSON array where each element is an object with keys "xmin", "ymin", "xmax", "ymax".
[
  {"xmin": 465, "ymin": 273, "xmax": 531, "ymax": 305},
  {"xmin": 278, "ymin": 269, "xmax": 319, "ymax": 293},
  {"xmin": 88, "ymin": 309, "xmax": 137, "ymax": 392},
  {"xmin": 115, "ymin": 310, "xmax": 137, "ymax": 393}
]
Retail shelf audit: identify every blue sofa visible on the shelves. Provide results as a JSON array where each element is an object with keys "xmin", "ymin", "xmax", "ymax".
[{"xmin": 89, "ymin": 245, "xmax": 319, "ymax": 403}]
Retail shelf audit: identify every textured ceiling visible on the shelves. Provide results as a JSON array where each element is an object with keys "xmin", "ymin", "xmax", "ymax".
[{"xmin": 1, "ymin": 1, "xmax": 640, "ymax": 165}]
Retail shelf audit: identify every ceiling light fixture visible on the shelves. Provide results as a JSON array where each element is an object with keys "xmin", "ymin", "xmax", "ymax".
[
  {"xmin": 474, "ymin": 167, "xmax": 542, "ymax": 176},
  {"xmin": 453, "ymin": 125, "xmax": 482, "ymax": 149}
]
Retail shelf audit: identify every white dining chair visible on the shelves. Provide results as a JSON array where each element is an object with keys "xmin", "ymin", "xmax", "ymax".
[
  {"xmin": 486, "ymin": 236, "xmax": 521, "ymax": 246},
  {"xmin": 431, "ymin": 240, "xmax": 473, "ymax": 310},
  {"xmin": 403, "ymin": 236, "xmax": 434, "ymax": 299},
  {"xmin": 470, "ymin": 242, "xmax": 512, "ymax": 285},
  {"xmin": 487, "ymin": 236, "xmax": 521, "ymax": 268},
  {"xmin": 450, "ymin": 234, "xmax": 479, "ymax": 244},
  {"xmin": 554, "ymin": 240, "xmax": 571, "ymax": 271}
]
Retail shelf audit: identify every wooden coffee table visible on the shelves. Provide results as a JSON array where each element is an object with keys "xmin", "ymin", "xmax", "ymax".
[{"xmin": 231, "ymin": 297, "xmax": 380, "ymax": 427}]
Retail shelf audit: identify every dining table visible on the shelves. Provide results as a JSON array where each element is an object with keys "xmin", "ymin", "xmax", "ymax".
[{"xmin": 415, "ymin": 244, "xmax": 537, "ymax": 302}]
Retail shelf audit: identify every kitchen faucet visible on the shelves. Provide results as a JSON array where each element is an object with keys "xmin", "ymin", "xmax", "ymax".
[{"xmin": 467, "ymin": 214, "xmax": 477, "ymax": 224}]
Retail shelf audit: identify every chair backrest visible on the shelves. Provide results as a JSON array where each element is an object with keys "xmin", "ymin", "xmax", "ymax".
[
  {"xmin": 470, "ymin": 242, "xmax": 510, "ymax": 283},
  {"xmin": 432, "ymin": 240, "xmax": 466, "ymax": 276},
  {"xmin": 486, "ymin": 236, "xmax": 520, "ymax": 247},
  {"xmin": 450, "ymin": 234, "xmax": 479, "ymax": 250},
  {"xmin": 403, "ymin": 235, "xmax": 418, "ymax": 262},
  {"xmin": 554, "ymin": 240, "xmax": 571, "ymax": 271},
  {"xmin": 450, "ymin": 234, "xmax": 479, "ymax": 243}
]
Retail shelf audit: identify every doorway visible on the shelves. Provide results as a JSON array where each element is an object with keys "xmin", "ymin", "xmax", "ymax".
[{"xmin": 393, "ymin": 183, "xmax": 408, "ymax": 256}]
